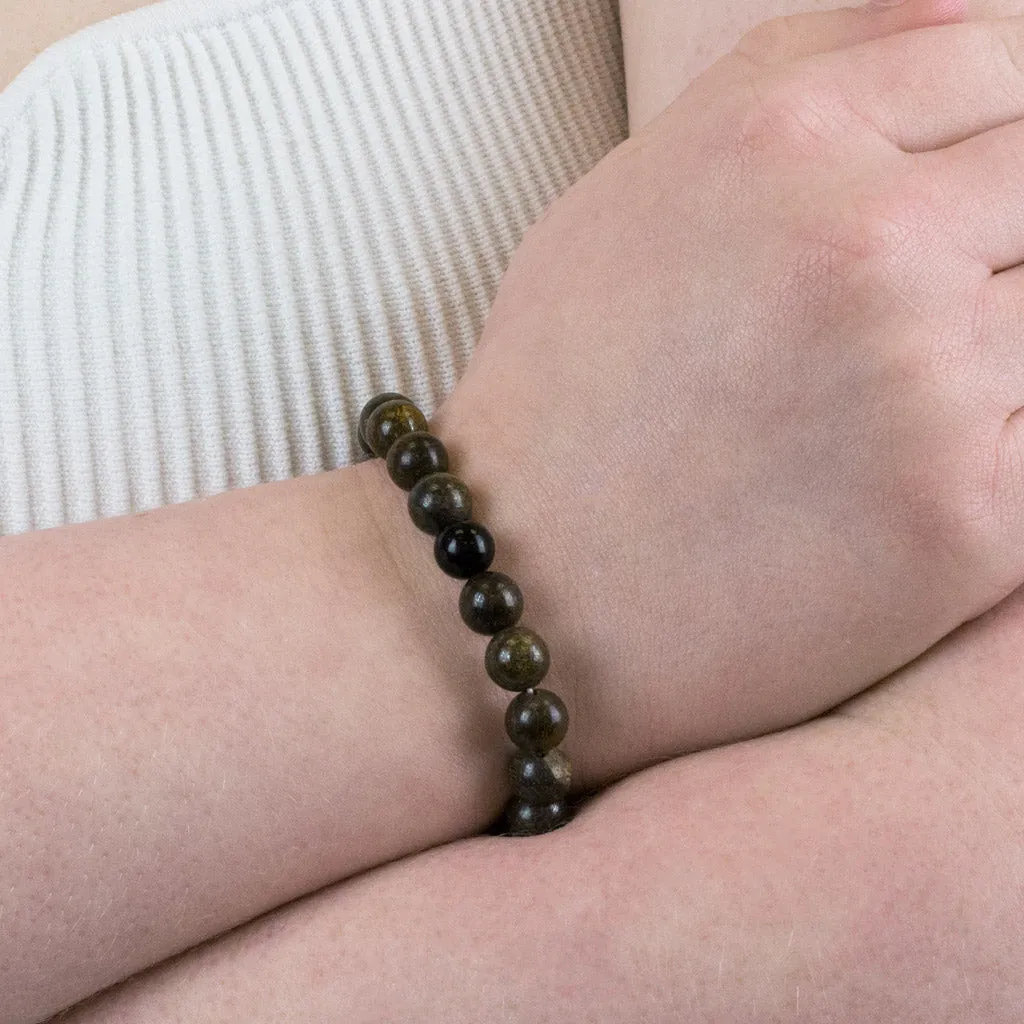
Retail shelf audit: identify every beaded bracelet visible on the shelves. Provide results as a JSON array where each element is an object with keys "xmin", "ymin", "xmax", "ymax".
[{"xmin": 358, "ymin": 392, "xmax": 573, "ymax": 837}]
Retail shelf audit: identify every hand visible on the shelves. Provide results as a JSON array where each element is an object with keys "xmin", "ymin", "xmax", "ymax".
[{"xmin": 366, "ymin": 5, "xmax": 1024, "ymax": 789}]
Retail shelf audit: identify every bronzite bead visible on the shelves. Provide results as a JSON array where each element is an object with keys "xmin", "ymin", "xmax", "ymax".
[
  {"xmin": 408, "ymin": 473, "xmax": 472, "ymax": 535},
  {"xmin": 386, "ymin": 431, "xmax": 449, "ymax": 491},
  {"xmin": 365, "ymin": 399, "xmax": 428, "ymax": 458},
  {"xmin": 459, "ymin": 571, "xmax": 523, "ymax": 634},
  {"xmin": 355, "ymin": 395, "xmax": 573, "ymax": 838},
  {"xmin": 508, "ymin": 748, "xmax": 572, "ymax": 804},
  {"xmin": 504, "ymin": 688, "xmax": 568, "ymax": 754},
  {"xmin": 357, "ymin": 392, "xmax": 407, "ymax": 455},
  {"xmin": 434, "ymin": 521, "xmax": 495, "ymax": 579},
  {"xmin": 485, "ymin": 625, "xmax": 550, "ymax": 691},
  {"xmin": 504, "ymin": 796, "xmax": 573, "ymax": 836}
]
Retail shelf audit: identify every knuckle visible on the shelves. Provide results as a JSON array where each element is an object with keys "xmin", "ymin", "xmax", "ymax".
[
  {"xmin": 786, "ymin": 203, "xmax": 902, "ymax": 292},
  {"xmin": 731, "ymin": 70, "xmax": 852, "ymax": 162},
  {"xmin": 845, "ymin": 205, "xmax": 915, "ymax": 269},
  {"xmin": 838, "ymin": 172, "xmax": 944, "ymax": 276},
  {"xmin": 746, "ymin": 188, "xmax": 922, "ymax": 322},
  {"xmin": 732, "ymin": 15, "xmax": 801, "ymax": 68}
]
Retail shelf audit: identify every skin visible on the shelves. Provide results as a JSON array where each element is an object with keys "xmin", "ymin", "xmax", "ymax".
[
  {"xmin": 425, "ymin": 0, "xmax": 1024, "ymax": 794},
  {"xmin": 621, "ymin": 0, "xmax": 1024, "ymax": 130},
  {"xmin": 622, "ymin": 0, "xmax": 847, "ymax": 130},
  {"xmin": 0, "ymin": 461, "xmax": 535, "ymax": 1023},
  {"xmin": 48, "ymin": 1, "xmax": 1024, "ymax": 1020},
  {"xmin": 0, "ymin": 0, "xmax": 155, "ymax": 92},
  {"xmin": 57, "ymin": 583, "xmax": 1024, "ymax": 1022},
  {"xmin": 2, "ymin": 0, "xmax": 1024, "ymax": 1020}
]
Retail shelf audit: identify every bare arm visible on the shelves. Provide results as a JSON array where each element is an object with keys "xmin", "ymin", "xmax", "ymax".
[
  {"xmin": 12, "ymin": 2, "xmax": 1024, "ymax": 1018},
  {"xmin": 57, "ymin": 585, "xmax": 1024, "ymax": 1023},
  {"xmin": 0, "ymin": 460, "xmax": 521, "ymax": 1023}
]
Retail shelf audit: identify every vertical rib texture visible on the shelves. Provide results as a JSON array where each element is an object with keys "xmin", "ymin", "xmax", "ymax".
[{"xmin": 0, "ymin": 0, "xmax": 626, "ymax": 533}]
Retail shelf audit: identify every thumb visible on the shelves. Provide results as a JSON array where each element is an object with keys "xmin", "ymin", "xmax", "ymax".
[{"xmin": 734, "ymin": 0, "xmax": 968, "ymax": 67}]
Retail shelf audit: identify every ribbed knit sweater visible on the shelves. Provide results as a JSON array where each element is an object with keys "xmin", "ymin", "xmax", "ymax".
[{"xmin": 0, "ymin": 0, "xmax": 626, "ymax": 533}]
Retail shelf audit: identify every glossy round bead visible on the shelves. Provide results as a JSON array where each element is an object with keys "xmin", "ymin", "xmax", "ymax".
[
  {"xmin": 358, "ymin": 392, "xmax": 407, "ymax": 455},
  {"xmin": 485, "ymin": 626, "xmax": 550, "ymax": 691},
  {"xmin": 508, "ymin": 748, "xmax": 572, "ymax": 804},
  {"xmin": 365, "ymin": 399, "xmax": 428, "ymax": 458},
  {"xmin": 386, "ymin": 431, "xmax": 449, "ymax": 491},
  {"xmin": 504, "ymin": 796, "xmax": 573, "ymax": 836},
  {"xmin": 459, "ymin": 571, "xmax": 524, "ymax": 634},
  {"xmin": 408, "ymin": 473, "xmax": 472, "ymax": 535},
  {"xmin": 434, "ymin": 521, "xmax": 495, "ymax": 579},
  {"xmin": 505, "ymin": 688, "xmax": 568, "ymax": 753}
]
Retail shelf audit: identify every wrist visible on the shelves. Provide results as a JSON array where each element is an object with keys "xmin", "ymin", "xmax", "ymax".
[{"xmin": 344, "ymin": 456, "xmax": 517, "ymax": 815}]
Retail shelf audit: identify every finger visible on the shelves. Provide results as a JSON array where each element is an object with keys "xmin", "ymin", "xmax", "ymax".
[
  {"xmin": 732, "ymin": 0, "xmax": 966, "ymax": 67},
  {"xmin": 916, "ymin": 116, "xmax": 1024, "ymax": 270},
  {"xmin": 823, "ymin": 17, "xmax": 1024, "ymax": 151}
]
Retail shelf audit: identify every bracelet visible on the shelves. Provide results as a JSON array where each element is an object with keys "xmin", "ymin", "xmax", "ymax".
[{"xmin": 358, "ymin": 392, "xmax": 574, "ymax": 837}]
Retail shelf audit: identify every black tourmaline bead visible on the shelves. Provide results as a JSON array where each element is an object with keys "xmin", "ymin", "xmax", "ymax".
[
  {"xmin": 386, "ymin": 431, "xmax": 449, "ymax": 491},
  {"xmin": 505, "ymin": 688, "xmax": 568, "ymax": 754},
  {"xmin": 459, "ymin": 571, "xmax": 523, "ymax": 634},
  {"xmin": 408, "ymin": 473, "xmax": 472, "ymax": 535},
  {"xmin": 504, "ymin": 796, "xmax": 573, "ymax": 836},
  {"xmin": 485, "ymin": 625, "xmax": 550, "ymax": 691},
  {"xmin": 358, "ymin": 392, "xmax": 407, "ymax": 455},
  {"xmin": 508, "ymin": 748, "xmax": 572, "ymax": 804},
  {"xmin": 434, "ymin": 521, "xmax": 495, "ymax": 579},
  {"xmin": 365, "ymin": 399, "xmax": 428, "ymax": 458}
]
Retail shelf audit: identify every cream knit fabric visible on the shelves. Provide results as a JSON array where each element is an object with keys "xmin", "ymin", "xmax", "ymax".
[{"xmin": 0, "ymin": 0, "xmax": 626, "ymax": 534}]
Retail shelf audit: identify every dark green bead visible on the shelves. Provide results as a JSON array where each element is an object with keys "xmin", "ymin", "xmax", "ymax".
[
  {"xmin": 485, "ymin": 625, "xmax": 550, "ymax": 691},
  {"xmin": 505, "ymin": 688, "xmax": 568, "ymax": 754},
  {"xmin": 386, "ymin": 431, "xmax": 449, "ymax": 490},
  {"xmin": 408, "ymin": 473, "xmax": 472, "ymax": 535},
  {"xmin": 459, "ymin": 571, "xmax": 523, "ymax": 634},
  {"xmin": 434, "ymin": 521, "xmax": 495, "ymax": 579},
  {"xmin": 358, "ymin": 392, "xmax": 407, "ymax": 455},
  {"xmin": 365, "ymin": 399, "xmax": 428, "ymax": 458},
  {"xmin": 504, "ymin": 796, "xmax": 573, "ymax": 836},
  {"xmin": 509, "ymin": 748, "xmax": 572, "ymax": 804}
]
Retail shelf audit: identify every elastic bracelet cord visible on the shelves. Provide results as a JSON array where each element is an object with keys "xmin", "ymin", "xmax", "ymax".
[{"xmin": 358, "ymin": 392, "xmax": 574, "ymax": 837}]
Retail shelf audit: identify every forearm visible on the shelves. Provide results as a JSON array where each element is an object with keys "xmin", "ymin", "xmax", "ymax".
[
  {"xmin": 0, "ymin": 460, "xmax": 514, "ymax": 1023},
  {"xmin": 56, "ymin": 681, "xmax": 1023, "ymax": 1024}
]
